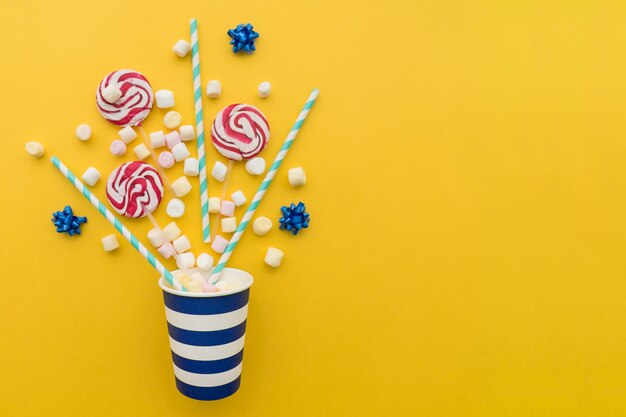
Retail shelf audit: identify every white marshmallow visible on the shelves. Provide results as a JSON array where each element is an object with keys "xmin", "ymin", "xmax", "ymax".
[
  {"xmin": 191, "ymin": 272, "xmax": 206, "ymax": 284},
  {"xmin": 288, "ymin": 167, "xmax": 307, "ymax": 187},
  {"xmin": 150, "ymin": 131, "xmax": 166, "ymax": 148},
  {"xmin": 133, "ymin": 143, "xmax": 150, "ymax": 160},
  {"xmin": 172, "ymin": 176, "xmax": 192, "ymax": 197},
  {"xmin": 158, "ymin": 242, "xmax": 176, "ymax": 259},
  {"xmin": 163, "ymin": 222, "xmax": 181, "ymax": 241},
  {"xmin": 164, "ymin": 111, "xmax": 182, "ymax": 129},
  {"xmin": 173, "ymin": 234, "xmax": 192, "ymax": 253},
  {"xmin": 166, "ymin": 198, "xmax": 186, "ymax": 218},
  {"xmin": 212, "ymin": 161, "xmax": 228, "ymax": 182},
  {"xmin": 258, "ymin": 81, "xmax": 271, "ymax": 98},
  {"xmin": 253, "ymin": 216, "xmax": 273, "ymax": 235},
  {"xmin": 214, "ymin": 280, "xmax": 229, "ymax": 292},
  {"xmin": 173, "ymin": 39, "xmax": 191, "ymax": 57},
  {"xmin": 245, "ymin": 157, "xmax": 265, "ymax": 175},
  {"xmin": 102, "ymin": 84, "xmax": 122, "ymax": 102},
  {"xmin": 81, "ymin": 167, "xmax": 101, "ymax": 187},
  {"xmin": 155, "ymin": 90, "xmax": 175, "ymax": 108},
  {"xmin": 231, "ymin": 190, "xmax": 247, "ymax": 207},
  {"xmin": 165, "ymin": 130, "xmax": 182, "ymax": 149},
  {"xmin": 158, "ymin": 151, "xmax": 175, "ymax": 168},
  {"xmin": 147, "ymin": 228, "xmax": 167, "ymax": 247},
  {"xmin": 221, "ymin": 217, "xmax": 237, "ymax": 233},
  {"xmin": 171, "ymin": 142, "xmax": 190, "ymax": 162},
  {"xmin": 118, "ymin": 126, "xmax": 137, "ymax": 144},
  {"xmin": 101, "ymin": 234, "xmax": 120, "ymax": 252},
  {"xmin": 196, "ymin": 253, "xmax": 214, "ymax": 271},
  {"xmin": 179, "ymin": 125, "xmax": 195, "ymax": 141},
  {"xmin": 25, "ymin": 141, "xmax": 44, "ymax": 158},
  {"xmin": 206, "ymin": 80, "xmax": 221, "ymax": 98},
  {"xmin": 184, "ymin": 158, "xmax": 199, "ymax": 176},
  {"xmin": 208, "ymin": 197, "xmax": 221, "ymax": 213},
  {"xmin": 265, "ymin": 247, "xmax": 284, "ymax": 268},
  {"xmin": 176, "ymin": 252, "xmax": 195, "ymax": 269},
  {"xmin": 75, "ymin": 124, "xmax": 92, "ymax": 141}
]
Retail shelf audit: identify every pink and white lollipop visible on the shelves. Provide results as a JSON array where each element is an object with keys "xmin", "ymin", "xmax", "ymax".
[
  {"xmin": 96, "ymin": 70, "xmax": 154, "ymax": 126},
  {"xmin": 106, "ymin": 161, "xmax": 164, "ymax": 218},
  {"xmin": 211, "ymin": 104, "xmax": 270, "ymax": 161}
]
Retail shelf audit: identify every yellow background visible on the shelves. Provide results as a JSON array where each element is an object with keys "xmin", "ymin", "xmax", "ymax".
[{"xmin": 1, "ymin": 0, "xmax": 625, "ymax": 415}]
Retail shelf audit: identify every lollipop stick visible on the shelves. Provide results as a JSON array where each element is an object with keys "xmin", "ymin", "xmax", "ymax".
[
  {"xmin": 137, "ymin": 125, "xmax": 174, "ymax": 195},
  {"xmin": 211, "ymin": 160, "xmax": 234, "ymax": 240}
]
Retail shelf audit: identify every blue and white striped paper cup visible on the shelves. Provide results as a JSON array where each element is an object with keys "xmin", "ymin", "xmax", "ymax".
[{"xmin": 159, "ymin": 268, "xmax": 253, "ymax": 400}]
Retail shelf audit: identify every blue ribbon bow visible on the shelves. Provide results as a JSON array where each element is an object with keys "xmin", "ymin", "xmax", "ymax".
[
  {"xmin": 279, "ymin": 202, "xmax": 310, "ymax": 235},
  {"xmin": 52, "ymin": 205, "xmax": 87, "ymax": 236},
  {"xmin": 227, "ymin": 23, "xmax": 259, "ymax": 53}
]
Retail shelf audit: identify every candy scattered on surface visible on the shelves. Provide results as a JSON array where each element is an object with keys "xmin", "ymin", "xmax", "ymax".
[
  {"xmin": 163, "ymin": 222, "xmax": 181, "ymax": 241},
  {"xmin": 158, "ymin": 241, "xmax": 176, "ymax": 259},
  {"xmin": 155, "ymin": 90, "xmax": 175, "ymax": 108},
  {"xmin": 211, "ymin": 104, "xmax": 270, "ymax": 160},
  {"xmin": 197, "ymin": 253, "xmax": 214, "ymax": 271},
  {"xmin": 118, "ymin": 126, "xmax": 137, "ymax": 144},
  {"xmin": 252, "ymin": 216, "xmax": 272, "ymax": 236},
  {"xmin": 172, "ymin": 142, "xmax": 190, "ymax": 162},
  {"xmin": 25, "ymin": 141, "xmax": 44, "ymax": 157},
  {"xmin": 279, "ymin": 202, "xmax": 310, "ymax": 235},
  {"xmin": 208, "ymin": 197, "xmax": 221, "ymax": 213},
  {"xmin": 265, "ymin": 247, "xmax": 284, "ymax": 267},
  {"xmin": 148, "ymin": 228, "xmax": 167, "ymax": 248},
  {"xmin": 183, "ymin": 158, "xmax": 199, "ymax": 176},
  {"xmin": 179, "ymin": 125, "xmax": 195, "ymax": 141},
  {"xmin": 173, "ymin": 234, "xmax": 192, "ymax": 253},
  {"xmin": 110, "ymin": 140, "xmax": 127, "ymax": 156},
  {"xmin": 211, "ymin": 235, "xmax": 229, "ymax": 253},
  {"xmin": 75, "ymin": 124, "xmax": 92, "ymax": 141},
  {"xmin": 106, "ymin": 161, "xmax": 164, "ymax": 218},
  {"xmin": 220, "ymin": 200, "xmax": 235, "ymax": 216},
  {"xmin": 158, "ymin": 151, "xmax": 175, "ymax": 168},
  {"xmin": 133, "ymin": 143, "xmax": 150, "ymax": 160},
  {"xmin": 164, "ymin": 111, "xmax": 182, "ymax": 129},
  {"xmin": 206, "ymin": 80, "xmax": 221, "ymax": 98},
  {"xmin": 165, "ymin": 130, "xmax": 182, "ymax": 149},
  {"xmin": 96, "ymin": 70, "xmax": 153, "ymax": 126},
  {"xmin": 150, "ymin": 131, "xmax": 166, "ymax": 148},
  {"xmin": 227, "ymin": 23, "xmax": 259, "ymax": 53},
  {"xmin": 101, "ymin": 234, "xmax": 120, "ymax": 251},
  {"xmin": 51, "ymin": 206, "xmax": 87, "ymax": 236},
  {"xmin": 258, "ymin": 81, "xmax": 271, "ymax": 98},
  {"xmin": 288, "ymin": 167, "xmax": 307, "ymax": 187},
  {"xmin": 221, "ymin": 217, "xmax": 237, "ymax": 233},
  {"xmin": 171, "ymin": 176, "xmax": 192, "ymax": 198},
  {"xmin": 81, "ymin": 167, "xmax": 101, "ymax": 187},
  {"xmin": 173, "ymin": 39, "xmax": 191, "ymax": 57},
  {"xmin": 212, "ymin": 160, "xmax": 228, "ymax": 182},
  {"xmin": 176, "ymin": 252, "xmax": 195, "ymax": 269},
  {"xmin": 166, "ymin": 198, "xmax": 185, "ymax": 218},
  {"xmin": 231, "ymin": 190, "xmax": 247, "ymax": 207},
  {"xmin": 245, "ymin": 157, "xmax": 265, "ymax": 175}
]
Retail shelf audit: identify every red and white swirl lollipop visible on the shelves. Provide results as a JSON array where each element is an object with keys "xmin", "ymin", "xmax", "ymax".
[
  {"xmin": 211, "ymin": 104, "xmax": 270, "ymax": 161},
  {"xmin": 96, "ymin": 69, "xmax": 154, "ymax": 126},
  {"xmin": 106, "ymin": 161, "xmax": 164, "ymax": 218}
]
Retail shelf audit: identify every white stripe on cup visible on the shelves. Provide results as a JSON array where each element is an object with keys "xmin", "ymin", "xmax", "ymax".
[
  {"xmin": 165, "ymin": 304, "xmax": 248, "ymax": 332},
  {"xmin": 169, "ymin": 335, "xmax": 245, "ymax": 361},
  {"xmin": 173, "ymin": 363, "xmax": 243, "ymax": 387}
]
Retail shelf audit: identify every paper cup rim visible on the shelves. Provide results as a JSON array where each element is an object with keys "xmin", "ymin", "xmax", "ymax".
[{"xmin": 159, "ymin": 267, "xmax": 253, "ymax": 298}]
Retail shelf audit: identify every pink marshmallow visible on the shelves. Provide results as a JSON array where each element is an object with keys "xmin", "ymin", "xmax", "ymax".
[
  {"xmin": 158, "ymin": 242, "xmax": 176, "ymax": 259},
  {"xmin": 110, "ymin": 140, "xmax": 127, "ymax": 156},
  {"xmin": 202, "ymin": 282, "xmax": 218, "ymax": 293},
  {"xmin": 158, "ymin": 151, "xmax": 175, "ymax": 168},
  {"xmin": 165, "ymin": 131, "xmax": 182, "ymax": 149},
  {"xmin": 211, "ymin": 235, "xmax": 229, "ymax": 253},
  {"xmin": 220, "ymin": 200, "xmax": 235, "ymax": 216}
]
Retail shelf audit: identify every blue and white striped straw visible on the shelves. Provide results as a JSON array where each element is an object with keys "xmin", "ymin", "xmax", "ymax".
[
  {"xmin": 190, "ymin": 18, "xmax": 211, "ymax": 243},
  {"xmin": 210, "ymin": 89, "xmax": 319, "ymax": 283},
  {"xmin": 50, "ymin": 156, "xmax": 183, "ymax": 291}
]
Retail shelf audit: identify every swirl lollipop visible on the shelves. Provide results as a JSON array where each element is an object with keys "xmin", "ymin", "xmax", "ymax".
[
  {"xmin": 211, "ymin": 104, "xmax": 270, "ymax": 161},
  {"xmin": 96, "ymin": 70, "xmax": 154, "ymax": 126},
  {"xmin": 106, "ymin": 161, "xmax": 164, "ymax": 218}
]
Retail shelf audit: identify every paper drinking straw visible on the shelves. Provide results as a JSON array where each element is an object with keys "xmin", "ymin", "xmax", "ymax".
[
  {"xmin": 209, "ymin": 89, "xmax": 319, "ymax": 283},
  {"xmin": 190, "ymin": 18, "xmax": 211, "ymax": 243},
  {"xmin": 50, "ymin": 156, "xmax": 183, "ymax": 291}
]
